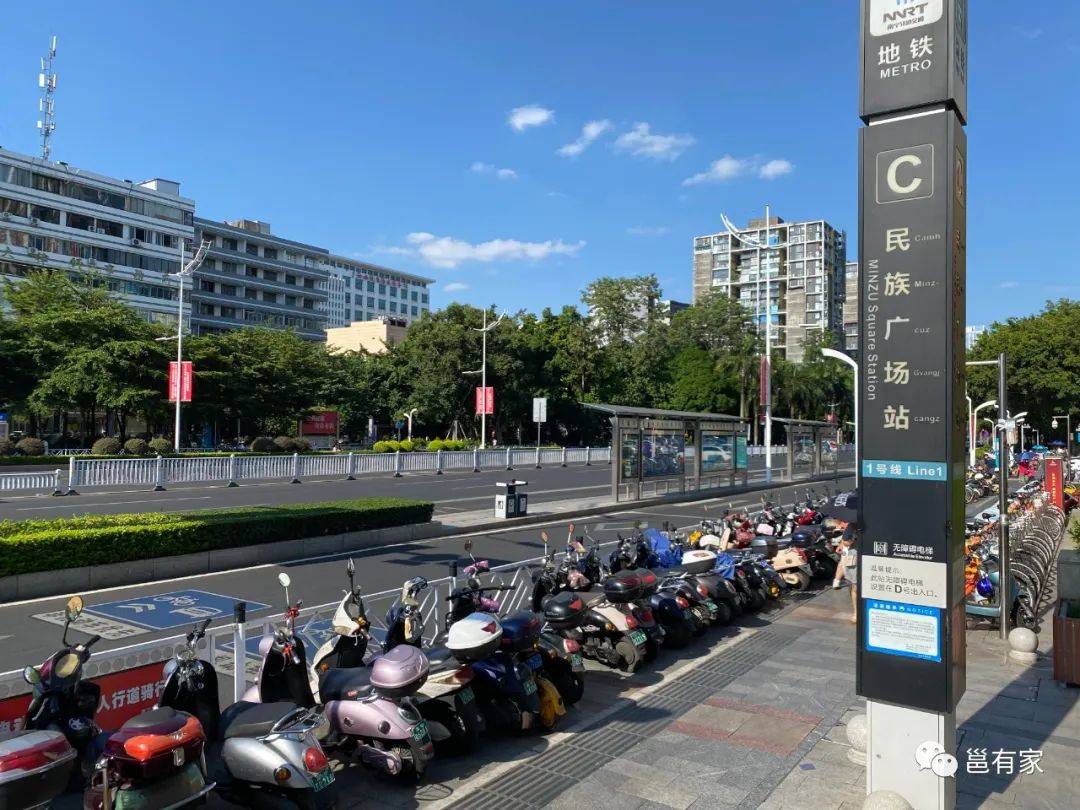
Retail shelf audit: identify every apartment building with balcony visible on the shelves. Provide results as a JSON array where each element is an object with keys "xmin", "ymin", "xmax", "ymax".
[
  {"xmin": 692, "ymin": 215, "xmax": 847, "ymax": 362},
  {"xmin": 842, "ymin": 261, "xmax": 859, "ymax": 355},
  {"xmin": 0, "ymin": 146, "xmax": 195, "ymax": 326},
  {"xmin": 321, "ymin": 254, "xmax": 432, "ymax": 328},
  {"xmin": 190, "ymin": 218, "xmax": 329, "ymax": 340}
]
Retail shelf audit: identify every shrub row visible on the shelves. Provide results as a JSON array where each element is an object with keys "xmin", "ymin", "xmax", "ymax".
[
  {"xmin": 0, "ymin": 497, "xmax": 435, "ymax": 577},
  {"xmin": 0, "ymin": 438, "xmax": 46, "ymax": 457},
  {"xmin": 372, "ymin": 439, "xmax": 471, "ymax": 453}
]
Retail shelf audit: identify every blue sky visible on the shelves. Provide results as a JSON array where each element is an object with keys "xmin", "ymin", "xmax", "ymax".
[{"xmin": 1, "ymin": 1, "xmax": 1075, "ymax": 326}]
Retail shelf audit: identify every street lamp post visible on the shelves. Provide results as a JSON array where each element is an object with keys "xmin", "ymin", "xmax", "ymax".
[
  {"xmin": 1052, "ymin": 414, "xmax": 1072, "ymax": 460},
  {"xmin": 402, "ymin": 408, "xmax": 418, "ymax": 441},
  {"xmin": 161, "ymin": 239, "xmax": 210, "ymax": 453},
  {"xmin": 821, "ymin": 347, "xmax": 858, "ymax": 470},
  {"xmin": 968, "ymin": 398, "xmax": 997, "ymax": 467},
  {"xmin": 467, "ymin": 310, "xmax": 505, "ymax": 449},
  {"xmin": 722, "ymin": 205, "xmax": 782, "ymax": 482}
]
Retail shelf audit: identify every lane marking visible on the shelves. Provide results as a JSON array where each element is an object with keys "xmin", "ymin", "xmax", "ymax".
[
  {"xmin": 0, "ymin": 476, "xmax": 856, "ymax": 609},
  {"xmin": 14, "ymin": 496, "xmax": 214, "ymax": 512}
]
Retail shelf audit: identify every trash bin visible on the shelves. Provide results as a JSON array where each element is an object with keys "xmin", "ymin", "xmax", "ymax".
[{"xmin": 495, "ymin": 480, "xmax": 529, "ymax": 518}]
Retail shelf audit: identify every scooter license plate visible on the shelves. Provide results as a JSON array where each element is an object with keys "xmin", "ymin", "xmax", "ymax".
[
  {"xmin": 526, "ymin": 653, "xmax": 544, "ymax": 670},
  {"xmin": 570, "ymin": 653, "xmax": 584, "ymax": 671},
  {"xmin": 629, "ymin": 630, "xmax": 647, "ymax": 647},
  {"xmin": 412, "ymin": 720, "xmax": 430, "ymax": 742},
  {"xmin": 459, "ymin": 686, "xmax": 475, "ymax": 704},
  {"xmin": 312, "ymin": 767, "xmax": 336, "ymax": 792},
  {"xmin": 704, "ymin": 600, "xmax": 719, "ymax": 618},
  {"xmin": 683, "ymin": 609, "xmax": 693, "ymax": 621},
  {"xmin": 523, "ymin": 678, "xmax": 538, "ymax": 696}
]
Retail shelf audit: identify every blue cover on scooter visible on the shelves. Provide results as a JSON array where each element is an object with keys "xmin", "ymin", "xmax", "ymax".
[
  {"xmin": 643, "ymin": 529, "xmax": 683, "ymax": 568},
  {"xmin": 712, "ymin": 552, "xmax": 738, "ymax": 580}
]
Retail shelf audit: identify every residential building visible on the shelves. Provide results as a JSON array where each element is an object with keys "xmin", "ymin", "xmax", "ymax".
[
  {"xmin": 843, "ymin": 261, "xmax": 859, "ymax": 355},
  {"xmin": 325, "ymin": 316, "xmax": 409, "ymax": 355},
  {"xmin": 321, "ymin": 254, "xmax": 433, "ymax": 328},
  {"xmin": 190, "ymin": 218, "xmax": 330, "ymax": 341},
  {"xmin": 0, "ymin": 146, "xmax": 195, "ymax": 326},
  {"xmin": 692, "ymin": 215, "xmax": 847, "ymax": 362},
  {"xmin": 965, "ymin": 325, "xmax": 986, "ymax": 350},
  {"xmin": 659, "ymin": 299, "xmax": 690, "ymax": 323}
]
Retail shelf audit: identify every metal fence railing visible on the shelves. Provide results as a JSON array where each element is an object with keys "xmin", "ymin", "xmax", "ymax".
[
  {"xmin": 57, "ymin": 446, "xmax": 611, "ymax": 495},
  {"xmin": 0, "ymin": 469, "xmax": 63, "ymax": 495}
]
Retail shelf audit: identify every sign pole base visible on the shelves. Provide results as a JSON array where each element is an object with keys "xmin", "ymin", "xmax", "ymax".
[{"xmin": 866, "ymin": 698, "xmax": 956, "ymax": 809}]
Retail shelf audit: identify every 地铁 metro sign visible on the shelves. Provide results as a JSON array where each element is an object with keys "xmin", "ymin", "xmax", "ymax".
[{"xmin": 168, "ymin": 361, "xmax": 193, "ymax": 403}]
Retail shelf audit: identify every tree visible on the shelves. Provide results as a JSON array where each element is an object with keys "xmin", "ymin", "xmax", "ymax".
[{"xmin": 581, "ymin": 275, "xmax": 661, "ymax": 346}]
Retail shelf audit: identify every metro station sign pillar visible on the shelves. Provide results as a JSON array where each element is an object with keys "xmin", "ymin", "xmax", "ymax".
[{"xmin": 856, "ymin": 2, "xmax": 968, "ymax": 808}]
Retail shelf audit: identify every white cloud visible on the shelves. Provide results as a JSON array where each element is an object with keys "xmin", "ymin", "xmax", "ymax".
[
  {"xmin": 613, "ymin": 122, "xmax": 695, "ymax": 161},
  {"xmin": 759, "ymin": 159, "xmax": 794, "ymax": 180},
  {"xmin": 626, "ymin": 226, "xmax": 670, "ymax": 236},
  {"xmin": 682, "ymin": 155, "xmax": 794, "ymax": 185},
  {"xmin": 443, "ymin": 282, "xmax": 469, "ymax": 293},
  {"xmin": 470, "ymin": 161, "xmax": 518, "ymax": 180},
  {"xmin": 1000, "ymin": 281, "xmax": 1020, "ymax": 289},
  {"xmin": 1015, "ymin": 26, "xmax": 1043, "ymax": 40},
  {"xmin": 508, "ymin": 104, "xmax": 554, "ymax": 132},
  {"xmin": 557, "ymin": 119, "xmax": 613, "ymax": 157},
  {"xmin": 682, "ymin": 155, "xmax": 748, "ymax": 186},
  {"xmin": 396, "ymin": 232, "xmax": 585, "ymax": 269}
]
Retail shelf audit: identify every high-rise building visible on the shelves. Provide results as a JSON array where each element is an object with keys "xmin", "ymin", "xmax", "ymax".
[
  {"xmin": 692, "ymin": 216, "xmax": 847, "ymax": 362},
  {"xmin": 190, "ymin": 219, "xmax": 330, "ymax": 340},
  {"xmin": 965, "ymin": 325, "xmax": 986, "ymax": 350},
  {"xmin": 843, "ymin": 261, "xmax": 859, "ymax": 355},
  {"xmin": 0, "ymin": 146, "xmax": 195, "ymax": 326},
  {"xmin": 321, "ymin": 255, "xmax": 432, "ymax": 328}
]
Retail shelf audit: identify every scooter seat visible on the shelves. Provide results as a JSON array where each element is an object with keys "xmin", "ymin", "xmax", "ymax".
[
  {"xmin": 319, "ymin": 666, "xmax": 374, "ymax": 701},
  {"xmin": 425, "ymin": 646, "xmax": 458, "ymax": 671},
  {"xmin": 119, "ymin": 706, "xmax": 184, "ymax": 731},
  {"xmin": 219, "ymin": 701, "xmax": 298, "ymax": 740}
]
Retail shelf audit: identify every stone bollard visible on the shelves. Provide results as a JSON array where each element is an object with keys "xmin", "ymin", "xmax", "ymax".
[
  {"xmin": 1008, "ymin": 626, "xmax": 1039, "ymax": 665},
  {"xmin": 845, "ymin": 713, "xmax": 868, "ymax": 765},
  {"xmin": 862, "ymin": 791, "xmax": 913, "ymax": 810}
]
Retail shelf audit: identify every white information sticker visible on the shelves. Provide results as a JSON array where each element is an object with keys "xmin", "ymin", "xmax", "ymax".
[
  {"xmin": 866, "ymin": 599, "xmax": 941, "ymax": 662},
  {"xmin": 869, "ymin": 0, "xmax": 943, "ymax": 37},
  {"xmin": 860, "ymin": 555, "xmax": 947, "ymax": 608}
]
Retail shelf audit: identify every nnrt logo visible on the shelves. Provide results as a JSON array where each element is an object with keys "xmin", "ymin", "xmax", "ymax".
[{"xmin": 870, "ymin": 0, "xmax": 942, "ymax": 37}]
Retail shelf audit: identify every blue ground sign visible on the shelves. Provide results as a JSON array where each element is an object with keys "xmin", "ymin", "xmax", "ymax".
[{"xmin": 85, "ymin": 589, "xmax": 271, "ymax": 631}]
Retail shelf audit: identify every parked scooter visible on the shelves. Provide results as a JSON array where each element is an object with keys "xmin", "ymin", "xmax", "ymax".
[
  {"xmin": 446, "ymin": 546, "xmax": 567, "ymax": 731},
  {"xmin": 249, "ymin": 573, "xmax": 434, "ymax": 781},
  {"xmin": 21, "ymin": 596, "xmax": 214, "ymax": 809},
  {"xmin": 379, "ymin": 571, "xmax": 487, "ymax": 753},
  {"xmin": 158, "ymin": 617, "xmax": 338, "ymax": 808}
]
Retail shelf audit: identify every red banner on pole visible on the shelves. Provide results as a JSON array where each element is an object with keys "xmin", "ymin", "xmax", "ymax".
[
  {"xmin": 168, "ymin": 361, "xmax": 194, "ymax": 402},
  {"xmin": 301, "ymin": 411, "xmax": 339, "ymax": 435},
  {"xmin": 1045, "ymin": 457, "xmax": 1064, "ymax": 510},
  {"xmin": 475, "ymin": 387, "xmax": 494, "ymax": 415}
]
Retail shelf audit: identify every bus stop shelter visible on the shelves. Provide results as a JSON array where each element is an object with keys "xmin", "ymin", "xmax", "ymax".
[
  {"xmin": 583, "ymin": 403, "xmax": 749, "ymax": 503},
  {"xmin": 772, "ymin": 416, "xmax": 842, "ymax": 480}
]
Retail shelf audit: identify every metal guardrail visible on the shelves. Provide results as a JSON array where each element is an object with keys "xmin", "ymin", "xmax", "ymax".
[
  {"xmin": 0, "ymin": 469, "xmax": 63, "ymax": 494},
  {"xmin": 60, "ymin": 446, "xmax": 611, "ymax": 494}
]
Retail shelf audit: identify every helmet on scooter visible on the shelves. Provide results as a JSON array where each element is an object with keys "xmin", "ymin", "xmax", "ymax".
[
  {"xmin": 791, "ymin": 528, "xmax": 816, "ymax": 547},
  {"xmin": 976, "ymin": 576, "xmax": 995, "ymax": 599}
]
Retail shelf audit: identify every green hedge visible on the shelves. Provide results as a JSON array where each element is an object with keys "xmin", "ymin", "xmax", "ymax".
[{"xmin": 0, "ymin": 497, "xmax": 434, "ymax": 577}]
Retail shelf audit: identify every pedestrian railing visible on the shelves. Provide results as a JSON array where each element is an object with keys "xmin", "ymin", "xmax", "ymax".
[
  {"xmin": 0, "ymin": 469, "xmax": 63, "ymax": 495},
  {"xmin": 61, "ymin": 446, "xmax": 611, "ymax": 494}
]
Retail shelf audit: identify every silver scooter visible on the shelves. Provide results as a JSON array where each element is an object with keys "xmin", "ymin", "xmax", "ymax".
[{"xmin": 158, "ymin": 615, "xmax": 338, "ymax": 809}]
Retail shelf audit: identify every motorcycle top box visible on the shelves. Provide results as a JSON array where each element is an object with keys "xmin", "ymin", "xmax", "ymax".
[
  {"xmin": 602, "ymin": 571, "xmax": 643, "ymax": 604},
  {"xmin": 632, "ymin": 569, "xmax": 660, "ymax": 595},
  {"xmin": 499, "ymin": 612, "xmax": 543, "ymax": 652},
  {"xmin": 0, "ymin": 729, "xmax": 77, "ymax": 810},
  {"xmin": 369, "ymin": 644, "xmax": 429, "ymax": 699},
  {"xmin": 542, "ymin": 592, "xmax": 587, "ymax": 630},
  {"xmin": 679, "ymin": 549, "xmax": 717, "ymax": 575},
  {"xmin": 103, "ymin": 707, "xmax": 206, "ymax": 781},
  {"xmin": 446, "ymin": 612, "xmax": 503, "ymax": 662}
]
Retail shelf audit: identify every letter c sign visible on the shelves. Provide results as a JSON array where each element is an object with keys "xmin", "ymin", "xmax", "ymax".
[{"xmin": 876, "ymin": 143, "xmax": 934, "ymax": 204}]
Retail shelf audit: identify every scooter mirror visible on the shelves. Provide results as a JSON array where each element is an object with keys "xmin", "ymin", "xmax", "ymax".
[
  {"xmin": 278, "ymin": 572, "xmax": 292, "ymax": 588},
  {"xmin": 464, "ymin": 540, "xmax": 473, "ymax": 553},
  {"xmin": 540, "ymin": 531, "xmax": 549, "ymax": 542},
  {"xmin": 22, "ymin": 666, "xmax": 39, "ymax": 685},
  {"xmin": 65, "ymin": 595, "xmax": 84, "ymax": 623},
  {"xmin": 346, "ymin": 558, "xmax": 355, "ymax": 576}
]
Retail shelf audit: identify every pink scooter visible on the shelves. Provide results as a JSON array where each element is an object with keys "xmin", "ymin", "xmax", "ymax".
[{"xmin": 245, "ymin": 573, "xmax": 434, "ymax": 781}]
